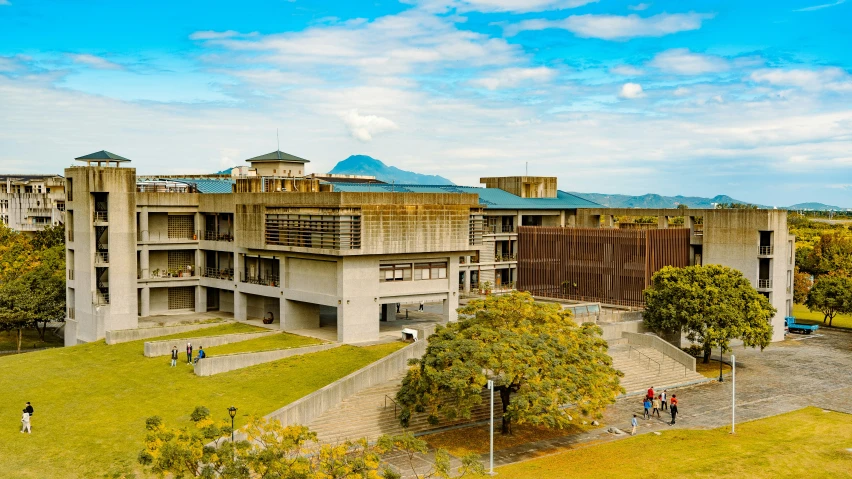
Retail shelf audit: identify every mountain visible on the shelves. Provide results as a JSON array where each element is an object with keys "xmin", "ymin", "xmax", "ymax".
[
  {"xmin": 566, "ymin": 192, "xmax": 757, "ymax": 209},
  {"xmin": 787, "ymin": 202, "xmax": 847, "ymax": 211},
  {"xmin": 329, "ymin": 155, "xmax": 454, "ymax": 185}
]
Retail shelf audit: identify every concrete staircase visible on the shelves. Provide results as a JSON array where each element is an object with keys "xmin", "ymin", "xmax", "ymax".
[
  {"xmin": 608, "ymin": 343, "xmax": 705, "ymax": 395},
  {"xmin": 307, "ymin": 374, "xmax": 496, "ymax": 444}
]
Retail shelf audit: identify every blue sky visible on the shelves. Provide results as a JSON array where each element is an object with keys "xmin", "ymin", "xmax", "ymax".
[{"xmin": 1, "ymin": 0, "xmax": 851, "ymax": 206}]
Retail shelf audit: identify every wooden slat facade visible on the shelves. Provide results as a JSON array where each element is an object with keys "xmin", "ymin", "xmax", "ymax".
[{"xmin": 518, "ymin": 227, "xmax": 690, "ymax": 307}]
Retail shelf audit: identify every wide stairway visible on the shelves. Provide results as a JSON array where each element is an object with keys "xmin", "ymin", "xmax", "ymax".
[
  {"xmin": 608, "ymin": 343, "xmax": 705, "ymax": 394},
  {"xmin": 307, "ymin": 375, "xmax": 496, "ymax": 444}
]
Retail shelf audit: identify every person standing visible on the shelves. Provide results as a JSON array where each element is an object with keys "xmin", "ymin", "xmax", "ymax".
[
  {"xmin": 419, "ymin": 300, "xmax": 424, "ymax": 312},
  {"xmin": 631, "ymin": 414, "xmax": 638, "ymax": 435},
  {"xmin": 186, "ymin": 342, "xmax": 193, "ymax": 364},
  {"xmin": 670, "ymin": 394, "xmax": 679, "ymax": 425},
  {"xmin": 652, "ymin": 395, "xmax": 662, "ymax": 418},
  {"xmin": 24, "ymin": 402, "xmax": 33, "ymax": 431},
  {"xmin": 643, "ymin": 397, "xmax": 651, "ymax": 420},
  {"xmin": 661, "ymin": 389, "xmax": 668, "ymax": 411},
  {"xmin": 396, "ymin": 303, "xmax": 400, "ymax": 313},
  {"xmin": 21, "ymin": 410, "xmax": 31, "ymax": 434},
  {"xmin": 647, "ymin": 386, "xmax": 655, "ymax": 401},
  {"xmin": 170, "ymin": 346, "xmax": 179, "ymax": 367}
]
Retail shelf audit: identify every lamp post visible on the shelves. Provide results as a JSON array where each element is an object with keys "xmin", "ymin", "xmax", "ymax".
[
  {"xmin": 718, "ymin": 346, "xmax": 724, "ymax": 383},
  {"xmin": 486, "ymin": 379, "xmax": 495, "ymax": 476},
  {"xmin": 228, "ymin": 406, "xmax": 237, "ymax": 443}
]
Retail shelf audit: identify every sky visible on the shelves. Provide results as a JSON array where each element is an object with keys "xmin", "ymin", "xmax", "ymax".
[{"xmin": 1, "ymin": 0, "xmax": 851, "ymax": 206}]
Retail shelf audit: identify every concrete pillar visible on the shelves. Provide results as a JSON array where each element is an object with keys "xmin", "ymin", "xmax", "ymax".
[
  {"xmin": 516, "ymin": 212, "xmax": 523, "ymax": 230},
  {"xmin": 658, "ymin": 216, "xmax": 669, "ymax": 229},
  {"xmin": 282, "ymin": 299, "xmax": 321, "ymax": 330},
  {"xmin": 140, "ymin": 206, "xmax": 149, "ymax": 242},
  {"xmin": 140, "ymin": 244, "xmax": 149, "ymax": 280},
  {"xmin": 444, "ymin": 292, "xmax": 459, "ymax": 322},
  {"xmin": 337, "ymin": 298, "xmax": 379, "ymax": 343},
  {"xmin": 194, "ymin": 212, "xmax": 202, "ymax": 240},
  {"xmin": 559, "ymin": 210, "xmax": 566, "ymax": 227},
  {"xmin": 463, "ymin": 269, "xmax": 471, "ymax": 293},
  {"xmin": 234, "ymin": 290, "xmax": 247, "ymax": 321},
  {"xmin": 140, "ymin": 287, "xmax": 150, "ymax": 317},
  {"xmin": 381, "ymin": 303, "xmax": 396, "ymax": 322},
  {"xmin": 195, "ymin": 286, "xmax": 206, "ymax": 313},
  {"xmin": 601, "ymin": 215, "xmax": 614, "ymax": 228}
]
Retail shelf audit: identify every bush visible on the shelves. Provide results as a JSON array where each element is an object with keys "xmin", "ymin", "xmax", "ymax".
[{"xmin": 682, "ymin": 345, "xmax": 703, "ymax": 358}]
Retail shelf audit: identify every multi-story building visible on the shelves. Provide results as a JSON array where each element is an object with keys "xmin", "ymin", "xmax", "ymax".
[
  {"xmin": 0, "ymin": 174, "xmax": 66, "ymax": 233},
  {"xmin": 64, "ymin": 150, "xmax": 482, "ymax": 346}
]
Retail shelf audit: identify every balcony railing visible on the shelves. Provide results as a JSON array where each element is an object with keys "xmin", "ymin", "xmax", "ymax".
[
  {"xmin": 486, "ymin": 225, "xmax": 516, "ymax": 234},
  {"xmin": 758, "ymin": 279, "xmax": 772, "ymax": 289},
  {"xmin": 94, "ymin": 292, "xmax": 110, "ymax": 305},
  {"xmin": 137, "ymin": 230, "xmax": 200, "ymax": 242},
  {"xmin": 693, "ymin": 224, "xmax": 704, "ymax": 236},
  {"xmin": 145, "ymin": 268, "xmax": 196, "ymax": 279},
  {"xmin": 494, "ymin": 254, "xmax": 517, "ymax": 262},
  {"xmin": 93, "ymin": 211, "xmax": 108, "ymax": 223},
  {"xmin": 95, "ymin": 252, "xmax": 109, "ymax": 264},
  {"xmin": 759, "ymin": 245, "xmax": 773, "ymax": 256},
  {"xmin": 68, "ymin": 269, "xmax": 74, "ymax": 280},
  {"xmin": 240, "ymin": 273, "xmax": 280, "ymax": 287},
  {"xmin": 204, "ymin": 230, "xmax": 234, "ymax": 242},
  {"xmin": 67, "ymin": 308, "xmax": 75, "ymax": 320},
  {"xmin": 202, "ymin": 267, "xmax": 234, "ymax": 281}
]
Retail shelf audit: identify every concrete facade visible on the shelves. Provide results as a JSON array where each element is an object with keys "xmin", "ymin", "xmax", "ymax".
[{"xmin": 0, "ymin": 175, "xmax": 65, "ymax": 233}]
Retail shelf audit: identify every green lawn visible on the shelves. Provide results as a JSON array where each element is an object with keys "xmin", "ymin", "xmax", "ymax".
[
  {"xmin": 201, "ymin": 331, "xmax": 322, "ymax": 356},
  {"xmin": 793, "ymin": 304, "xmax": 852, "ymax": 329},
  {"xmin": 146, "ymin": 322, "xmax": 268, "ymax": 342},
  {"xmin": 498, "ymin": 407, "xmax": 852, "ymax": 479},
  {"xmin": 0, "ymin": 327, "xmax": 64, "ymax": 352},
  {"xmin": 0, "ymin": 333, "xmax": 405, "ymax": 479}
]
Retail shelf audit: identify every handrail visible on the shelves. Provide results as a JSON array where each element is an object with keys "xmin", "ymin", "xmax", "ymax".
[
  {"xmin": 384, "ymin": 394, "xmax": 398, "ymax": 418},
  {"xmin": 628, "ymin": 345, "xmax": 661, "ymax": 375}
]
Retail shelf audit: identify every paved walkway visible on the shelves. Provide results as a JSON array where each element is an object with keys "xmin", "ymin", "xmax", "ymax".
[{"xmin": 384, "ymin": 329, "xmax": 852, "ymax": 477}]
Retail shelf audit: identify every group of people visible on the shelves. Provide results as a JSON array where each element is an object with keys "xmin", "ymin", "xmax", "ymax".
[
  {"xmin": 632, "ymin": 386, "xmax": 680, "ymax": 435},
  {"xmin": 170, "ymin": 342, "xmax": 205, "ymax": 367},
  {"xmin": 20, "ymin": 402, "xmax": 33, "ymax": 434}
]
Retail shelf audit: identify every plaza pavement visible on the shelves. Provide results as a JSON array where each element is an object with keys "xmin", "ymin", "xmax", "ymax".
[{"xmin": 383, "ymin": 328, "xmax": 852, "ymax": 477}]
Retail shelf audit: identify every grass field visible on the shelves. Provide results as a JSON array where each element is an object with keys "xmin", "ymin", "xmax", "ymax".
[
  {"xmin": 425, "ymin": 420, "xmax": 598, "ymax": 457},
  {"xmin": 147, "ymin": 322, "xmax": 267, "ymax": 342},
  {"xmin": 202, "ymin": 331, "xmax": 322, "ymax": 356},
  {"xmin": 498, "ymin": 407, "xmax": 852, "ymax": 479},
  {"xmin": 0, "ymin": 332, "xmax": 404, "ymax": 479},
  {"xmin": 793, "ymin": 304, "xmax": 852, "ymax": 329},
  {"xmin": 0, "ymin": 328, "xmax": 64, "ymax": 352}
]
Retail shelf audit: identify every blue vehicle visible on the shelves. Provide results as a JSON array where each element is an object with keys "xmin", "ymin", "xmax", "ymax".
[{"xmin": 785, "ymin": 316, "xmax": 819, "ymax": 335}]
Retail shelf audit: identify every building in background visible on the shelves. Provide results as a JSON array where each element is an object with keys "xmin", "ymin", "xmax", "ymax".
[{"xmin": 0, "ymin": 174, "xmax": 65, "ymax": 233}]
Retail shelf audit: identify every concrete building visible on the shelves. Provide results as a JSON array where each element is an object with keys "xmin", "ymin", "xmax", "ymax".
[
  {"xmin": 64, "ymin": 150, "xmax": 482, "ymax": 346},
  {"xmin": 0, "ymin": 174, "xmax": 65, "ymax": 233}
]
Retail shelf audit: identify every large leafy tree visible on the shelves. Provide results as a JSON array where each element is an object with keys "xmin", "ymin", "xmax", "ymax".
[
  {"xmin": 805, "ymin": 275, "xmax": 852, "ymax": 326},
  {"xmin": 793, "ymin": 267, "xmax": 813, "ymax": 305},
  {"xmin": 396, "ymin": 291, "xmax": 623, "ymax": 435},
  {"xmin": 800, "ymin": 232, "xmax": 852, "ymax": 277},
  {"xmin": 644, "ymin": 265, "xmax": 775, "ymax": 363}
]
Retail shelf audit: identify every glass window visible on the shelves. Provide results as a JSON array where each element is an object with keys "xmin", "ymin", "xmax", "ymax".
[{"xmin": 380, "ymin": 264, "xmax": 411, "ymax": 282}]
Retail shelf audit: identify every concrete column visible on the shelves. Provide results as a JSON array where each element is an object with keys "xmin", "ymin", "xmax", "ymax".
[
  {"xmin": 337, "ymin": 298, "xmax": 379, "ymax": 343},
  {"xmin": 381, "ymin": 303, "xmax": 396, "ymax": 322},
  {"xmin": 601, "ymin": 215, "xmax": 614, "ymax": 228},
  {"xmin": 463, "ymin": 269, "xmax": 471, "ymax": 293},
  {"xmin": 658, "ymin": 216, "xmax": 669, "ymax": 229},
  {"xmin": 140, "ymin": 287, "xmax": 150, "ymax": 317},
  {"xmin": 444, "ymin": 292, "xmax": 459, "ymax": 322},
  {"xmin": 234, "ymin": 290, "xmax": 247, "ymax": 321},
  {"xmin": 516, "ymin": 212, "xmax": 523, "ymax": 230},
  {"xmin": 194, "ymin": 212, "xmax": 202, "ymax": 240},
  {"xmin": 560, "ymin": 211, "xmax": 566, "ymax": 227},
  {"xmin": 140, "ymin": 206, "xmax": 149, "ymax": 242},
  {"xmin": 140, "ymin": 244, "xmax": 150, "ymax": 280},
  {"xmin": 195, "ymin": 286, "xmax": 206, "ymax": 313},
  {"xmin": 282, "ymin": 299, "xmax": 320, "ymax": 330}
]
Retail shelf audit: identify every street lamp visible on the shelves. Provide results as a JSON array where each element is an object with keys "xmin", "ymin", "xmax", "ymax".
[
  {"xmin": 228, "ymin": 406, "xmax": 237, "ymax": 442},
  {"xmin": 718, "ymin": 347, "xmax": 724, "ymax": 383}
]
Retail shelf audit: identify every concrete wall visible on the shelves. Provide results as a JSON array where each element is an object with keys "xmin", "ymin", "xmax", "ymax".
[
  {"xmin": 143, "ymin": 330, "xmax": 277, "ymax": 357},
  {"xmin": 287, "ymin": 258, "xmax": 338, "ymax": 295},
  {"xmin": 194, "ymin": 342, "xmax": 340, "ymax": 377},
  {"xmin": 622, "ymin": 331, "xmax": 696, "ymax": 371},
  {"xmin": 105, "ymin": 321, "xmax": 223, "ymax": 345},
  {"xmin": 599, "ymin": 320, "xmax": 648, "ymax": 342}
]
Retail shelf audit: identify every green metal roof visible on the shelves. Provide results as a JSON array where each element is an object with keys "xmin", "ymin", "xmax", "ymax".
[
  {"xmin": 328, "ymin": 183, "xmax": 603, "ymax": 209},
  {"xmin": 168, "ymin": 178, "xmax": 235, "ymax": 194},
  {"xmin": 75, "ymin": 150, "xmax": 130, "ymax": 161},
  {"xmin": 246, "ymin": 150, "xmax": 310, "ymax": 163}
]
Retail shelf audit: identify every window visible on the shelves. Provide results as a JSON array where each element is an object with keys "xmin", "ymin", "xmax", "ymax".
[
  {"xmin": 66, "ymin": 178, "xmax": 72, "ymax": 201},
  {"xmin": 266, "ymin": 213, "xmax": 361, "ymax": 250},
  {"xmin": 168, "ymin": 215, "xmax": 195, "ymax": 239},
  {"xmin": 414, "ymin": 262, "xmax": 447, "ymax": 280},
  {"xmin": 168, "ymin": 287, "xmax": 195, "ymax": 310},
  {"xmin": 380, "ymin": 264, "xmax": 411, "ymax": 282}
]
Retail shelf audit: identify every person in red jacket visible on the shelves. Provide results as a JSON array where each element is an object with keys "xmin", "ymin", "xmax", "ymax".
[{"xmin": 647, "ymin": 386, "xmax": 655, "ymax": 400}]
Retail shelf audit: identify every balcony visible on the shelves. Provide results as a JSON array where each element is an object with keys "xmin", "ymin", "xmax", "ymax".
[
  {"xmin": 240, "ymin": 272, "xmax": 280, "ymax": 287},
  {"xmin": 145, "ymin": 268, "xmax": 196, "ymax": 279},
  {"xmin": 67, "ymin": 308, "xmax": 75, "ymax": 320},
  {"xmin": 758, "ymin": 279, "xmax": 772, "ymax": 289},
  {"xmin": 93, "ymin": 211, "xmax": 108, "ymax": 223},
  {"xmin": 758, "ymin": 245, "xmax": 773, "ymax": 256},
  {"xmin": 202, "ymin": 267, "xmax": 234, "ymax": 281},
  {"xmin": 68, "ymin": 269, "xmax": 74, "ymax": 280},
  {"xmin": 94, "ymin": 292, "xmax": 110, "ymax": 305},
  {"xmin": 203, "ymin": 230, "xmax": 234, "ymax": 242},
  {"xmin": 494, "ymin": 254, "xmax": 517, "ymax": 263},
  {"xmin": 95, "ymin": 252, "xmax": 109, "ymax": 265},
  {"xmin": 138, "ymin": 230, "xmax": 200, "ymax": 243},
  {"xmin": 486, "ymin": 225, "xmax": 516, "ymax": 234},
  {"xmin": 693, "ymin": 224, "xmax": 704, "ymax": 236}
]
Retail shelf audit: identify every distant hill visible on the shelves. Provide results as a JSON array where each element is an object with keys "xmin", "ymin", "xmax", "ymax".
[
  {"xmin": 787, "ymin": 202, "xmax": 846, "ymax": 211},
  {"xmin": 329, "ymin": 155, "xmax": 454, "ymax": 185},
  {"xmin": 566, "ymin": 192, "xmax": 756, "ymax": 209}
]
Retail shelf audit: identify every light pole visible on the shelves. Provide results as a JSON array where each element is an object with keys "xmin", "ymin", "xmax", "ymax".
[
  {"xmin": 718, "ymin": 347, "xmax": 724, "ymax": 383},
  {"xmin": 731, "ymin": 355, "xmax": 736, "ymax": 434},
  {"xmin": 486, "ymin": 379, "xmax": 496, "ymax": 476},
  {"xmin": 228, "ymin": 406, "xmax": 237, "ymax": 443}
]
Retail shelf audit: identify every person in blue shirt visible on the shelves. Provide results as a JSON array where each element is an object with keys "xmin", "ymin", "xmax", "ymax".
[
  {"xmin": 194, "ymin": 346, "xmax": 206, "ymax": 364},
  {"xmin": 643, "ymin": 397, "xmax": 651, "ymax": 419},
  {"xmin": 631, "ymin": 414, "xmax": 638, "ymax": 435}
]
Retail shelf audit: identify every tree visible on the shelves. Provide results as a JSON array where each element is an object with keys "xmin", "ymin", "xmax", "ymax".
[
  {"xmin": 139, "ymin": 407, "xmax": 482, "ymax": 479},
  {"xmin": 396, "ymin": 291, "xmax": 623, "ymax": 435},
  {"xmin": 793, "ymin": 267, "xmax": 813, "ymax": 305},
  {"xmin": 805, "ymin": 275, "xmax": 852, "ymax": 326},
  {"xmin": 801, "ymin": 232, "xmax": 852, "ymax": 277},
  {"xmin": 643, "ymin": 265, "xmax": 775, "ymax": 364}
]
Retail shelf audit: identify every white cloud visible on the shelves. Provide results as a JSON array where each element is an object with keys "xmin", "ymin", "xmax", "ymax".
[
  {"xmin": 673, "ymin": 87, "xmax": 690, "ymax": 96},
  {"xmin": 0, "ymin": 0, "xmax": 10, "ymax": 5},
  {"xmin": 69, "ymin": 54, "xmax": 123, "ymax": 70},
  {"xmin": 413, "ymin": 0, "xmax": 597, "ymax": 13},
  {"xmin": 506, "ymin": 12, "xmax": 714, "ymax": 40},
  {"xmin": 619, "ymin": 82, "xmax": 645, "ymax": 99},
  {"xmin": 628, "ymin": 3, "xmax": 650, "ymax": 10},
  {"xmin": 750, "ymin": 67, "xmax": 852, "ymax": 92},
  {"xmin": 712, "ymin": 95, "xmax": 723, "ymax": 103},
  {"xmin": 610, "ymin": 65, "xmax": 644, "ymax": 76},
  {"xmin": 189, "ymin": 30, "xmax": 258, "ymax": 40},
  {"xmin": 470, "ymin": 67, "xmax": 556, "ymax": 90},
  {"xmin": 339, "ymin": 109, "xmax": 400, "ymax": 141},
  {"xmin": 793, "ymin": 0, "xmax": 845, "ymax": 11},
  {"xmin": 649, "ymin": 49, "xmax": 728, "ymax": 75}
]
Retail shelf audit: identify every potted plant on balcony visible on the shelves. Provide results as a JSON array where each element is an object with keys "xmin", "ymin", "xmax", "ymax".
[
  {"xmin": 481, "ymin": 281, "xmax": 492, "ymax": 295},
  {"xmin": 152, "ymin": 268, "xmax": 160, "ymax": 278}
]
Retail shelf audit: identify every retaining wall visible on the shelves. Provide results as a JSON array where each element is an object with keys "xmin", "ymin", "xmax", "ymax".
[
  {"xmin": 194, "ymin": 342, "xmax": 341, "ymax": 377},
  {"xmin": 265, "ymin": 325, "xmax": 433, "ymax": 427},
  {"xmin": 105, "ymin": 322, "xmax": 224, "ymax": 345},
  {"xmin": 622, "ymin": 332, "xmax": 696, "ymax": 371},
  {"xmin": 599, "ymin": 320, "xmax": 648, "ymax": 341},
  {"xmin": 144, "ymin": 331, "xmax": 278, "ymax": 357}
]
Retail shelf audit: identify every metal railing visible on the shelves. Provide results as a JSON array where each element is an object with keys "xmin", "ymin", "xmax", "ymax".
[
  {"xmin": 693, "ymin": 224, "xmax": 704, "ymax": 236},
  {"xmin": 93, "ymin": 211, "xmax": 108, "ymax": 223},
  {"xmin": 138, "ymin": 230, "xmax": 200, "ymax": 242},
  {"xmin": 487, "ymin": 225, "xmax": 516, "ymax": 234},
  {"xmin": 203, "ymin": 230, "xmax": 234, "ymax": 242},
  {"xmin": 202, "ymin": 267, "xmax": 234, "ymax": 281},
  {"xmin": 68, "ymin": 269, "xmax": 74, "ymax": 280},
  {"xmin": 384, "ymin": 395, "xmax": 398, "ymax": 418},
  {"xmin": 146, "ymin": 268, "xmax": 196, "ymax": 279},
  {"xmin": 94, "ymin": 292, "xmax": 110, "ymax": 305},
  {"xmin": 240, "ymin": 273, "xmax": 280, "ymax": 287},
  {"xmin": 628, "ymin": 346, "xmax": 661, "ymax": 375},
  {"xmin": 494, "ymin": 254, "xmax": 517, "ymax": 262},
  {"xmin": 95, "ymin": 252, "xmax": 109, "ymax": 264},
  {"xmin": 67, "ymin": 308, "xmax": 75, "ymax": 320},
  {"xmin": 758, "ymin": 279, "xmax": 772, "ymax": 289},
  {"xmin": 758, "ymin": 245, "xmax": 773, "ymax": 255}
]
